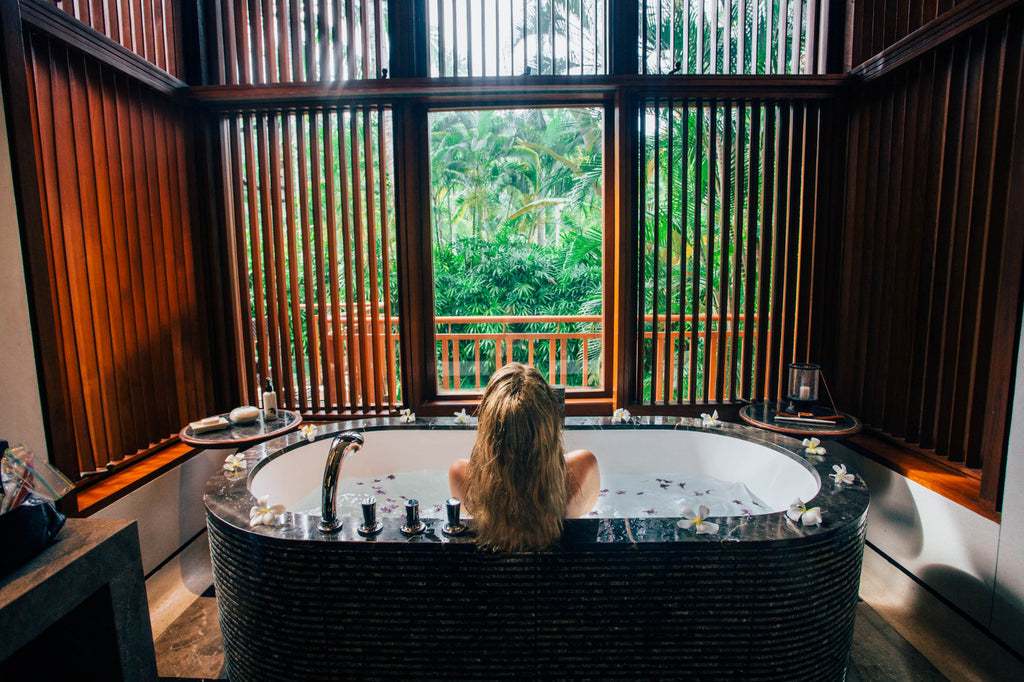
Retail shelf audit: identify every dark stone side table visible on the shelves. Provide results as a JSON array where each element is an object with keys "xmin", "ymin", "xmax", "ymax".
[{"xmin": 0, "ymin": 518, "xmax": 157, "ymax": 680}]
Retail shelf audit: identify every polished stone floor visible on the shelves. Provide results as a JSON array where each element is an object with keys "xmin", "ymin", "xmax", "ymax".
[{"xmin": 154, "ymin": 592, "xmax": 945, "ymax": 681}]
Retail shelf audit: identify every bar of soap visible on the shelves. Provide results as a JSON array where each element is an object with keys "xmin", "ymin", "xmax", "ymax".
[
  {"xmin": 190, "ymin": 416, "xmax": 230, "ymax": 434},
  {"xmin": 229, "ymin": 406, "xmax": 260, "ymax": 424}
]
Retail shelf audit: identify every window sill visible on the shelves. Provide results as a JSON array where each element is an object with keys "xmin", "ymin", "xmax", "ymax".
[
  {"xmin": 844, "ymin": 431, "xmax": 999, "ymax": 523},
  {"xmin": 74, "ymin": 440, "xmax": 201, "ymax": 517}
]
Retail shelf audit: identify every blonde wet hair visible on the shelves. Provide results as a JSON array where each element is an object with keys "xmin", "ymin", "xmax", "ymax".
[{"xmin": 464, "ymin": 362, "xmax": 567, "ymax": 552}]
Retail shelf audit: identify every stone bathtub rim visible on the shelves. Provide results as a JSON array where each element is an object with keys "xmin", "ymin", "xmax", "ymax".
[{"xmin": 203, "ymin": 416, "xmax": 869, "ymax": 548}]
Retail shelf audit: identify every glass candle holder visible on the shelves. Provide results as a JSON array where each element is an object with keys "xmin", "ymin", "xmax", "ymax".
[{"xmin": 787, "ymin": 363, "xmax": 820, "ymax": 404}]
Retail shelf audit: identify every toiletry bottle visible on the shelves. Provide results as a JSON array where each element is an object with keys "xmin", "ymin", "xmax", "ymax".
[{"xmin": 262, "ymin": 377, "xmax": 278, "ymax": 421}]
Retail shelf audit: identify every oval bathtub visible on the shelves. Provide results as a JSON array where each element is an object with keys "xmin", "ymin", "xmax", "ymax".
[{"xmin": 205, "ymin": 418, "xmax": 869, "ymax": 681}]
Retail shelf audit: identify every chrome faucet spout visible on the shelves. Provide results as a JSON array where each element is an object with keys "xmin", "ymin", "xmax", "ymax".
[{"xmin": 318, "ymin": 431, "xmax": 364, "ymax": 533}]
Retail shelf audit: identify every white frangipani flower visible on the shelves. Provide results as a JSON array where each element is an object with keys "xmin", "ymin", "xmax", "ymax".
[
  {"xmin": 299, "ymin": 424, "xmax": 317, "ymax": 442},
  {"xmin": 787, "ymin": 498, "xmax": 823, "ymax": 526},
  {"xmin": 701, "ymin": 410, "xmax": 720, "ymax": 427},
  {"xmin": 611, "ymin": 408, "xmax": 631, "ymax": 423},
  {"xmin": 678, "ymin": 504, "xmax": 719, "ymax": 535},
  {"xmin": 454, "ymin": 409, "xmax": 470, "ymax": 424},
  {"xmin": 830, "ymin": 463, "xmax": 855, "ymax": 486},
  {"xmin": 802, "ymin": 437, "xmax": 827, "ymax": 456},
  {"xmin": 399, "ymin": 408, "xmax": 416, "ymax": 423},
  {"xmin": 223, "ymin": 453, "xmax": 246, "ymax": 471},
  {"xmin": 249, "ymin": 495, "xmax": 285, "ymax": 527}
]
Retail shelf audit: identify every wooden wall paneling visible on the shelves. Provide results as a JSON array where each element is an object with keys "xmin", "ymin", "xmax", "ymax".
[
  {"xmin": 885, "ymin": 65, "xmax": 923, "ymax": 439},
  {"xmin": 70, "ymin": 51, "xmax": 121, "ymax": 461},
  {"xmin": 956, "ymin": 21, "xmax": 1005, "ymax": 468},
  {"xmin": 235, "ymin": 0, "xmax": 252, "ymax": 84},
  {"xmin": 693, "ymin": 102, "xmax": 706, "ymax": 399},
  {"xmin": 936, "ymin": 33, "xmax": 983, "ymax": 460},
  {"xmin": 975, "ymin": 11, "xmax": 1024, "ymax": 503},
  {"xmin": 281, "ymin": 111, "xmax": 309, "ymax": 411},
  {"xmin": 260, "ymin": 0, "xmax": 276, "ymax": 81},
  {"xmin": 140, "ymin": 88, "xmax": 179, "ymax": 438},
  {"xmin": 860, "ymin": 86, "xmax": 891, "ymax": 429},
  {"xmin": 920, "ymin": 44, "xmax": 961, "ymax": 451},
  {"xmin": 25, "ymin": 34, "xmax": 81, "ymax": 477},
  {"xmin": 323, "ymin": 109, "xmax": 348, "ymax": 409},
  {"xmin": 905, "ymin": 51, "xmax": 944, "ymax": 443},
  {"xmin": 85, "ymin": 59, "xmax": 134, "ymax": 457},
  {"xmin": 53, "ymin": 43, "xmax": 106, "ymax": 470},
  {"xmin": 875, "ymin": 73, "xmax": 908, "ymax": 434},
  {"xmin": 97, "ymin": 66, "xmax": 145, "ymax": 451}
]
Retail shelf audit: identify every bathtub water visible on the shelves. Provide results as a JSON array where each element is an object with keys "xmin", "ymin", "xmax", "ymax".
[
  {"xmin": 206, "ymin": 417, "xmax": 868, "ymax": 681},
  {"xmin": 250, "ymin": 426, "xmax": 818, "ymax": 520}
]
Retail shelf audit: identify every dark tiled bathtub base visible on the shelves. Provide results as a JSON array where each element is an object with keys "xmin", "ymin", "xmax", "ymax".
[{"xmin": 208, "ymin": 512, "xmax": 866, "ymax": 680}]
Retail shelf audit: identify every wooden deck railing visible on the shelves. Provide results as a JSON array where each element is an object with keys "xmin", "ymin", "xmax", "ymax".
[{"xmin": 308, "ymin": 311, "xmax": 749, "ymax": 400}]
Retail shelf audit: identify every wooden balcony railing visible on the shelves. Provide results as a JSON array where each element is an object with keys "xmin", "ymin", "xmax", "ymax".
[{"xmin": 305, "ymin": 311, "xmax": 750, "ymax": 404}]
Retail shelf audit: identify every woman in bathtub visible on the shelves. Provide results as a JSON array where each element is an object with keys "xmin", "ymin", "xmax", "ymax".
[{"xmin": 448, "ymin": 362, "xmax": 600, "ymax": 551}]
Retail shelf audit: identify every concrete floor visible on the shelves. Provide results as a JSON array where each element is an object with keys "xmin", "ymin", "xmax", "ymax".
[{"xmin": 149, "ymin": 533, "xmax": 1024, "ymax": 681}]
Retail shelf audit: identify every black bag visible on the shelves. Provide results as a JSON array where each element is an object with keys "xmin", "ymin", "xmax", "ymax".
[{"xmin": 0, "ymin": 498, "xmax": 66, "ymax": 575}]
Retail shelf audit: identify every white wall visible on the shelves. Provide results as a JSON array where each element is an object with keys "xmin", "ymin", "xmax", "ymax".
[
  {"xmin": 991, "ymin": 312, "xmax": 1024, "ymax": 653},
  {"xmin": 0, "ymin": 72, "xmax": 48, "ymax": 460}
]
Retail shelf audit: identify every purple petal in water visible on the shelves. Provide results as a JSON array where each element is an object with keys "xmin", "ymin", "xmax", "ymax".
[
  {"xmin": 694, "ymin": 491, "xmax": 703, "ymax": 496},
  {"xmin": 732, "ymin": 499, "xmax": 742, "ymax": 505},
  {"xmin": 588, "ymin": 510, "xmax": 599, "ymax": 516},
  {"xmin": 644, "ymin": 508, "xmax": 656, "ymax": 515},
  {"xmin": 636, "ymin": 491, "xmax": 644, "ymax": 495},
  {"xmin": 600, "ymin": 489, "xmax": 609, "ymax": 494},
  {"xmin": 615, "ymin": 490, "xmax": 626, "ymax": 495},
  {"xmin": 678, "ymin": 482, "xmax": 686, "ymax": 489},
  {"xmin": 387, "ymin": 474, "xmax": 396, "ymax": 480}
]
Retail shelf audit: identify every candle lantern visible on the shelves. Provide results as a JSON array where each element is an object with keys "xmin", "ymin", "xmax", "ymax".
[{"xmin": 786, "ymin": 363, "xmax": 820, "ymax": 407}]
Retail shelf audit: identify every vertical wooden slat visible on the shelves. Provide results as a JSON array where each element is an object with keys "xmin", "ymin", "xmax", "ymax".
[
  {"xmin": 715, "ymin": 101, "xmax": 730, "ymax": 399},
  {"xmin": 295, "ymin": 109, "xmax": 322, "ymax": 408},
  {"xmin": 309, "ymin": 108, "xmax": 332, "ymax": 411},
  {"xmin": 663, "ymin": 98, "xmax": 675, "ymax": 402},
  {"xmin": 690, "ymin": 102, "xmax": 702, "ymax": 401},
  {"xmin": 336, "ymin": 108, "xmax": 360, "ymax": 408},
  {"xmin": 378, "ymin": 106, "xmax": 397, "ymax": 407},
  {"xmin": 323, "ymin": 108, "xmax": 348, "ymax": 408},
  {"xmin": 729, "ymin": 102, "xmax": 745, "ymax": 400},
  {"xmin": 703, "ymin": 103, "xmax": 716, "ymax": 400},
  {"xmin": 282, "ymin": 111, "xmax": 309, "ymax": 411},
  {"xmin": 363, "ymin": 108, "xmax": 385, "ymax": 409},
  {"xmin": 741, "ymin": 102, "xmax": 761, "ymax": 399},
  {"xmin": 650, "ymin": 98, "xmax": 661, "ymax": 400},
  {"xmin": 268, "ymin": 114, "xmax": 296, "ymax": 408},
  {"xmin": 676, "ymin": 99, "xmax": 689, "ymax": 402},
  {"xmin": 256, "ymin": 113, "xmax": 283, "ymax": 406}
]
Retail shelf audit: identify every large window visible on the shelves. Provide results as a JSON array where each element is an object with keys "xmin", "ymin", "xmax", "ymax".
[{"xmin": 429, "ymin": 107, "xmax": 606, "ymax": 392}]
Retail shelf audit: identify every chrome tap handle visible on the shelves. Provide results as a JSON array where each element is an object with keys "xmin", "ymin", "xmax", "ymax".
[
  {"xmin": 318, "ymin": 431, "xmax": 364, "ymax": 533},
  {"xmin": 357, "ymin": 496, "xmax": 382, "ymax": 537},
  {"xmin": 401, "ymin": 498, "xmax": 425, "ymax": 535},
  {"xmin": 442, "ymin": 497, "xmax": 467, "ymax": 536}
]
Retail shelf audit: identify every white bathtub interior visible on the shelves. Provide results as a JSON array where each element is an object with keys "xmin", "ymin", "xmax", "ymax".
[{"xmin": 249, "ymin": 428, "xmax": 820, "ymax": 519}]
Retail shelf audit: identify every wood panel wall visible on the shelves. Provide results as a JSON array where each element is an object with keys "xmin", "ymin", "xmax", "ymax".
[
  {"xmin": 21, "ymin": 29, "xmax": 215, "ymax": 479},
  {"xmin": 834, "ymin": 4, "xmax": 1024, "ymax": 507},
  {"xmin": 44, "ymin": 0, "xmax": 181, "ymax": 76}
]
